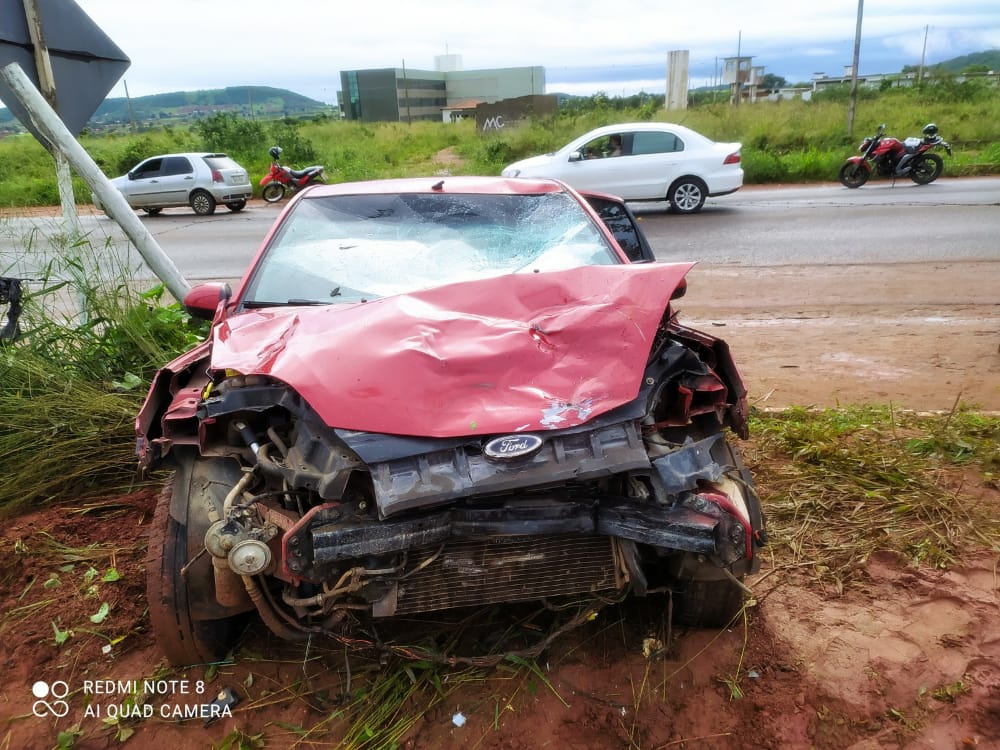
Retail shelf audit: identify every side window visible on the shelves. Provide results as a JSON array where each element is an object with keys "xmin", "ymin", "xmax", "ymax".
[
  {"xmin": 132, "ymin": 158, "xmax": 163, "ymax": 178},
  {"xmin": 579, "ymin": 134, "xmax": 628, "ymax": 159},
  {"xmin": 580, "ymin": 138, "xmax": 606, "ymax": 160},
  {"xmin": 162, "ymin": 157, "xmax": 193, "ymax": 176},
  {"xmin": 632, "ymin": 132, "xmax": 684, "ymax": 155}
]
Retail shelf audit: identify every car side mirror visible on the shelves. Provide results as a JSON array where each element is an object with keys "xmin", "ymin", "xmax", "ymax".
[
  {"xmin": 127, "ymin": 171, "xmax": 136, "ymax": 180},
  {"xmin": 568, "ymin": 151, "xmax": 583, "ymax": 162},
  {"xmin": 183, "ymin": 282, "xmax": 230, "ymax": 321}
]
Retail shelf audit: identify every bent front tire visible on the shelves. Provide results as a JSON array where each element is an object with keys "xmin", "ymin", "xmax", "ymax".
[
  {"xmin": 910, "ymin": 154, "xmax": 943, "ymax": 185},
  {"xmin": 673, "ymin": 578, "xmax": 747, "ymax": 628},
  {"xmin": 146, "ymin": 453, "xmax": 248, "ymax": 666},
  {"xmin": 838, "ymin": 161, "xmax": 870, "ymax": 188},
  {"xmin": 671, "ymin": 437, "xmax": 763, "ymax": 628},
  {"xmin": 262, "ymin": 183, "xmax": 286, "ymax": 203}
]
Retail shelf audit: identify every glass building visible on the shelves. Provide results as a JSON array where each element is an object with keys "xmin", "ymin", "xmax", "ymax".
[{"xmin": 339, "ymin": 66, "xmax": 545, "ymax": 122}]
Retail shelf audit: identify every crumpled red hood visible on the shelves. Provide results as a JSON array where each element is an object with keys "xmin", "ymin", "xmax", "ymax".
[{"xmin": 211, "ymin": 263, "xmax": 693, "ymax": 437}]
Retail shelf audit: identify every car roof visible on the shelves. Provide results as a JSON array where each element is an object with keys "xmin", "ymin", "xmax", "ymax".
[
  {"xmin": 305, "ymin": 175, "xmax": 571, "ymax": 197},
  {"xmin": 579, "ymin": 122, "xmax": 711, "ymax": 142},
  {"xmin": 144, "ymin": 152, "xmax": 229, "ymax": 159}
]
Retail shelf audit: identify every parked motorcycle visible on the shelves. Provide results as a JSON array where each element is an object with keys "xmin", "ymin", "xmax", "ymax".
[
  {"xmin": 259, "ymin": 146, "xmax": 326, "ymax": 202},
  {"xmin": 838, "ymin": 123, "xmax": 952, "ymax": 189}
]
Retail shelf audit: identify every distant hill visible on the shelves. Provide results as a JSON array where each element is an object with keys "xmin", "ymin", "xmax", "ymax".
[
  {"xmin": 929, "ymin": 49, "xmax": 1000, "ymax": 73},
  {"xmin": 0, "ymin": 85, "xmax": 332, "ymax": 134}
]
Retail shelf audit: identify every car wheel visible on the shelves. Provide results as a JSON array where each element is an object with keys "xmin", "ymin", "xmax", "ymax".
[
  {"xmin": 261, "ymin": 183, "xmax": 285, "ymax": 203},
  {"xmin": 673, "ymin": 579, "xmax": 747, "ymax": 627},
  {"xmin": 226, "ymin": 200, "xmax": 247, "ymax": 212},
  {"xmin": 667, "ymin": 178, "xmax": 707, "ymax": 214},
  {"xmin": 190, "ymin": 190, "xmax": 217, "ymax": 216},
  {"xmin": 143, "ymin": 207, "xmax": 163, "ymax": 216},
  {"xmin": 146, "ymin": 453, "xmax": 247, "ymax": 666},
  {"xmin": 671, "ymin": 437, "xmax": 762, "ymax": 628}
]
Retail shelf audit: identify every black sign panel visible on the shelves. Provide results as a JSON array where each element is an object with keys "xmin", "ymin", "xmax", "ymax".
[{"xmin": 0, "ymin": 0, "xmax": 129, "ymax": 137}]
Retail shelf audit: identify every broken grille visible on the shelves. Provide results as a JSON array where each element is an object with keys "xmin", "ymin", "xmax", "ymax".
[{"xmin": 390, "ymin": 535, "xmax": 621, "ymax": 616}]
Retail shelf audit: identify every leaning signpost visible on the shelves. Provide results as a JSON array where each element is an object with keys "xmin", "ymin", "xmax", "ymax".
[{"xmin": 0, "ymin": 0, "xmax": 190, "ymax": 301}]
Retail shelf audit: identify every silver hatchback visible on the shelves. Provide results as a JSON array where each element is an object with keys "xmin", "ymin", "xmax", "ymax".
[{"xmin": 93, "ymin": 152, "xmax": 253, "ymax": 216}]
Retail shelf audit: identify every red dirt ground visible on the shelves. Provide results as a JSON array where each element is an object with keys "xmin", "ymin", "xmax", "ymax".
[{"xmin": 1, "ymin": 449, "xmax": 997, "ymax": 749}]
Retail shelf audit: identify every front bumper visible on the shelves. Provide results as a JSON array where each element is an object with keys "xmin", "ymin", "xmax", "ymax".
[{"xmin": 283, "ymin": 491, "xmax": 745, "ymax": 582}]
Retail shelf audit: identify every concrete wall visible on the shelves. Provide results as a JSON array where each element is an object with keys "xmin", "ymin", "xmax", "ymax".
[{"xmin": 476, "ymin": 94, "xmax": 557, "ymax": 133}]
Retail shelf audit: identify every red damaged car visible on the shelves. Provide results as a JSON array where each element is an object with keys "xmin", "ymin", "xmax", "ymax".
[{"xmin": 139, "ymin": 176, "xmax": 767, "ymax": 666}]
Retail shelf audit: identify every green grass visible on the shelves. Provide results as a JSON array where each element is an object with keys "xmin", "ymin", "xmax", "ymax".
[{"xmin": 1, "ymin": 87, "xmax": 998, "ymax": 208}]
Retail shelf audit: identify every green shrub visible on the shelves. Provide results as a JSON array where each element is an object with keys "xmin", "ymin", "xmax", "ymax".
[
  {"xmin": 192, "ymin": 112, "xmax": 268, "ymax": 162},
  {"xmin": 266, "ymin": 119, "xmax": 318, "ymax": 165},
  {"xmin": 742, "ymin": 149, "xmax": 789, "ymax": 182}
]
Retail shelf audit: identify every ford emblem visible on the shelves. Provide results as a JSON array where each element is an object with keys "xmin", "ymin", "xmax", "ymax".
[{"xmin": 483, "ymin": 434, "xmax": 543, "ymax": 461}]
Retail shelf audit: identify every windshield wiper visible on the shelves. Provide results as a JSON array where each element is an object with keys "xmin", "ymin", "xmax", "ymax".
[{"xmin": 242, "ymin": 299, "xmax": 331, "ymax": 308}]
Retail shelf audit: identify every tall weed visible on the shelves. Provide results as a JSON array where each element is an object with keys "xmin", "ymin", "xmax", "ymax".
[{"xmin": 0, "ymin": 229, "xmax": 208, "ymax": 513}]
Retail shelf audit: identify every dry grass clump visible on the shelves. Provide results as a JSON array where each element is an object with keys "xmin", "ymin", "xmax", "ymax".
[
  {"xmin": 748, "ymin": 404, "xmax": 1000, "ymax": 587},
  {"xmin": 0, "ymin": 233, "xmax": 207, "ymax": 516},
  {"xmin": 0, "ymin": 350, "xmax": 141, "ymax": 516}
]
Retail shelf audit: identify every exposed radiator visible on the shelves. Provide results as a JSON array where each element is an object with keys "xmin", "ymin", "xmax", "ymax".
[{"xmin": 384, "ymin": 535, "xmax": 621, "ymax": 616}]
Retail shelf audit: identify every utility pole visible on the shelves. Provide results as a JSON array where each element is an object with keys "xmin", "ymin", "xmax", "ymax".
[
  {"xmin": 735, "ymin": 31, "xmax": 742, "ymax": 106},
  {"xmin": 124, "ymin": 79, "xmax": 136, "ymax": 132},
  {"xmin": 22, "ymin": 0, "xmax": 81, "ymax": 236},
  {"xmin": 846, "ymin": 0, "xmax": 864, "ymax": 138},
  {"xmin": 917, "ymin": 25, "xmax": 929, "ymax": 85},
  {"xmin": 1, "ymin": 62, "xmax": 191, "ymax": 302},
  {"xmin": 402, "ymin": 59, "xmax": 411, "ymax": 125}
]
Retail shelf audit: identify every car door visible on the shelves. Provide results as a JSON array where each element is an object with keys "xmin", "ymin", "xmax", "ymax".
[
  {"xmin": 557, "ymin": 132, "xmax": 638, "ymax": 197},
  {"xmin": 626, "ymin": 130, "xmax": 686, "ymax": 200},
  {"xmin": 120, "ymin": 157, "xmax": 164, "ymax": 208},
  {"xmin": 154, "ymin": 156, "xmax": 197, "ymax": 207}
]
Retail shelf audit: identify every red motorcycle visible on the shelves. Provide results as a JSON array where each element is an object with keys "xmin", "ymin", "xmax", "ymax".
[
  {"xmin": 838, "ymin": 123, "xmax": 952, "ymax": 188},
  {"xmin": 260, "ymin": 146, "xmax": 326, "ymax": 202}
]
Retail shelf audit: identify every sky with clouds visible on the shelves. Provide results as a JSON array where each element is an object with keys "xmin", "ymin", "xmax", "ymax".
[{"xmin": 38, "ymin": 0, "xmax": 1000, "ymax": 103}]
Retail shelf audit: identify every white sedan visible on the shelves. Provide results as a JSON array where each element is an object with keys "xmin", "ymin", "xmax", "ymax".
[{"xmin": 501, "ymin": 122, "xmax": 743, "ymax": 214}]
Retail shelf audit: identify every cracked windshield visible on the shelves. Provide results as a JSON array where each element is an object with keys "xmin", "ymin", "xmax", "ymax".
[{"xmin": 242, "ymin": 191, "xmax": 619, "ymax": 306}]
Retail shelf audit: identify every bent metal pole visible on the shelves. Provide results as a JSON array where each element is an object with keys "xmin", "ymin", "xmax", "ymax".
[{"xmin": 0, "ymin": 62, "xmax": 191, "ymax": 302}]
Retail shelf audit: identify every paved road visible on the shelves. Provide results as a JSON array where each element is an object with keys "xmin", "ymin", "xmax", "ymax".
[
  {"xmin": 1, "ymin": 177, "xmax": 998, "ymax": 283},
  {"xmin": 635, "ymin": 176, "xmax": 1000, "ymax": 265},
  {"xmin": 0, "ymin": 178, "xmax": 997, "ymax": 410}
]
